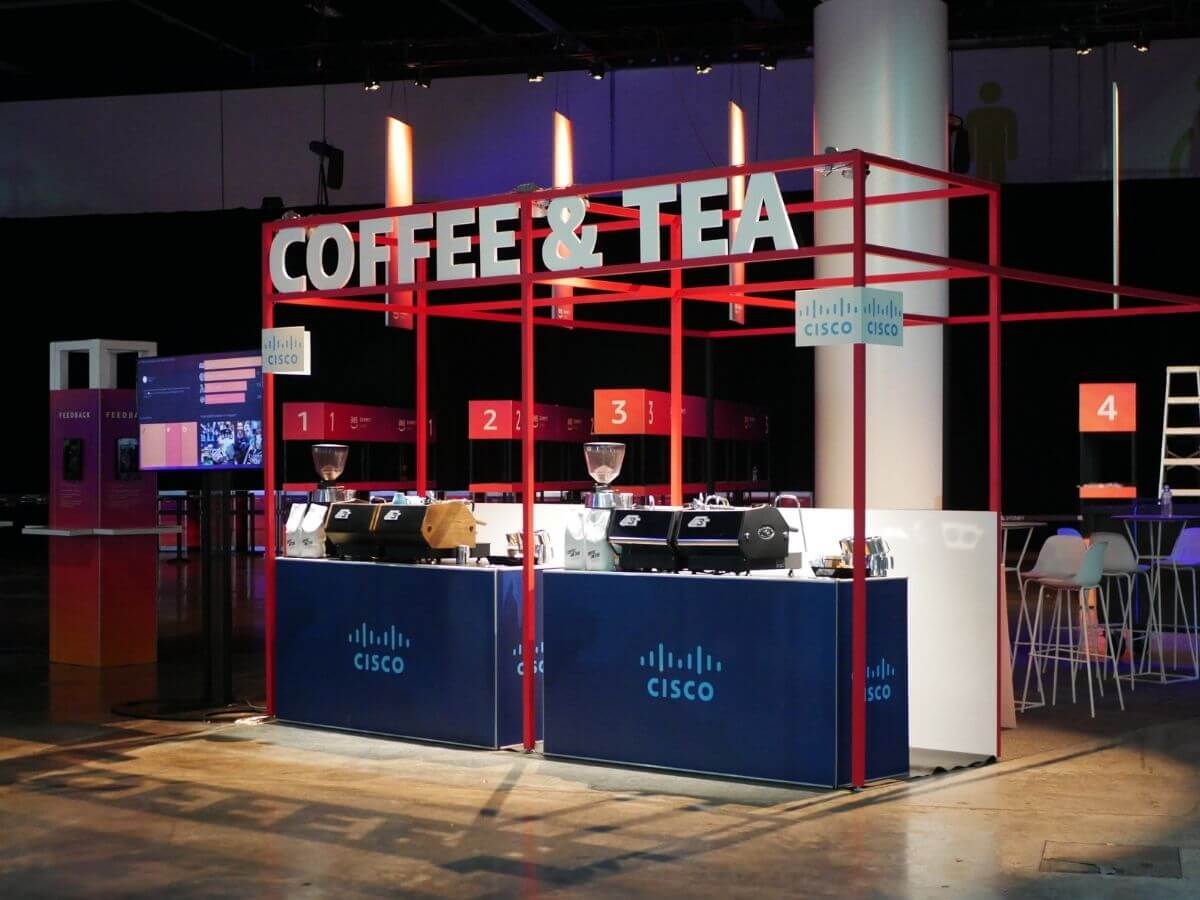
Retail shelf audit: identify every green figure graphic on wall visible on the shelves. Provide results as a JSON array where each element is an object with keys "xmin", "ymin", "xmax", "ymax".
[
  {"xmin": 1169, "ymin": 76, "xmax": 1200, "ymax": 176},
  {"xmin": 965, "ymin": 82, "xmax": 1018, "ymax": 182}
]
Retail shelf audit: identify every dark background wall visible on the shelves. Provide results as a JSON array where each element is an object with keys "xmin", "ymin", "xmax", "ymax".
[{"xmin": 2, "ymin": 176, "xmax": 1197, "ymax": 513}]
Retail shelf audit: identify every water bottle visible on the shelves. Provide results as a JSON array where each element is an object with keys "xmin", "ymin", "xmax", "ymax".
[{"xmin": 1162, "ymin": 484, "xmax": 1174, "ymax": 518}]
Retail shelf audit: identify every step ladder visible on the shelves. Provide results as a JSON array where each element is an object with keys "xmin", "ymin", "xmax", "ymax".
[{"xmin": 1159, "ymin": 366, "xmax": 1200, "ymax": 498}]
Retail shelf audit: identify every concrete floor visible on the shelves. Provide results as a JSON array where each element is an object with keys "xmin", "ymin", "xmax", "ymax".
[
  {"xmin": 3, "ymin": 707, "xmax": 1200, "ymax": 897},
  {"xmin": 5, "ymin": 549, "xmax": 1200, "ymax": 896}
]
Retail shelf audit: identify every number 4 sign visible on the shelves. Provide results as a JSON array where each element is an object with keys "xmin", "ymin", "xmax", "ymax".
[{"xmin": 1079, "ymin": 383, "xmax": 1136, "ymax": 433}]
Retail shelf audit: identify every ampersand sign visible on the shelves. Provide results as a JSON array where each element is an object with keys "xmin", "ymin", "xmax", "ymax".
[{"xmin": 541, "ymin": 196, "xmax": 602, "ymax": 271}]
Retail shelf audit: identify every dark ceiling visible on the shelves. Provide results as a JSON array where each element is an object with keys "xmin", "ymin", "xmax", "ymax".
[{"xmin": 0, "ymin": 0, "xmax": 1196, "ymax": 102}]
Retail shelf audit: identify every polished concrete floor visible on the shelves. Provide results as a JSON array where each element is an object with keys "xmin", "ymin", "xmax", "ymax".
[{"xmin": 5, "ymin": 547, "xmax": 1200, "ymax": 896}]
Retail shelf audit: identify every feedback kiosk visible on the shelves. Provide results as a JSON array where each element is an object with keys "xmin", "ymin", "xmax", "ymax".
[{"xmin": 25, "ymin": 340, "xmax": 176, "ymax": 667}]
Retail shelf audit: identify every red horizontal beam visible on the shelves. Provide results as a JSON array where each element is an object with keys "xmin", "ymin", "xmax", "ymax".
[{"xmin": 868, "ymin": 244, "xmax": 1200, "ymax": 308}]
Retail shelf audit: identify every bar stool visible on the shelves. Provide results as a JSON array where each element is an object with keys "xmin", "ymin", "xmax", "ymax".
[
  {"xmin": 1027, "ymin": 543, "xmax": 1123, "ymax": 718},
  {"xmin": 1154, "ymin": 527, "xmax": 1200, "ymax": 681},
  {"xmin": 1015, "ymin": 534, "xmax": 1086, "ymax": 711},
  {"xmin": 1091, "ymin": 530, "xmax": 1151, "ymax": 689}
]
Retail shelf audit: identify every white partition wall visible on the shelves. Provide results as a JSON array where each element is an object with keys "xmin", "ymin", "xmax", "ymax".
[{"xmin": 794, "ymin": 508, "xmax": 999, "ymax": 758}]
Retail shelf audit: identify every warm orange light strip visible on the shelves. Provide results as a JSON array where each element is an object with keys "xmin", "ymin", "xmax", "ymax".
[
  {"xmin": 552, "ymin": 110, "xmax": 575, "ymax": 320},
  {"xmin": 728, "ymin": 101, "xmax": 747, "ymax": 324},
  {"xmin": 387, "ymin": 116, "xmax": 414, "ymax": 329}
]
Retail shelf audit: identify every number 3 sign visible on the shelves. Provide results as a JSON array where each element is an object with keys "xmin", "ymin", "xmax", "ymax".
[{"xmin": 1079, "ymin": 383, "xmax": 1136, "ymax": 433}]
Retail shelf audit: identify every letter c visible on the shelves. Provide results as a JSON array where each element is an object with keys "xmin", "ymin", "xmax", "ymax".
[
  {"xmin": 647, "ymin": 677, "xmax": 660, "ymax": 698},
  {"xmin": 354, "ymin": 652, "xmax": 364, "ymax": 670},
  {"xmin": 683, "ymin": 681, "xmax": 697, "ymax": 700},
  {"xmin": 381, "ymin": 656, "xmax": 392, "ymax": 673},
  {"xmin": 269, "ymin": 226, "xmax": 307, "ymax": 293}
]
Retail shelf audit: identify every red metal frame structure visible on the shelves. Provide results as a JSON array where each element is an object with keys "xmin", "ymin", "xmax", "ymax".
[{"xmin": 261, "ymin": 149, "xmax": 1200, "ymax": 787}]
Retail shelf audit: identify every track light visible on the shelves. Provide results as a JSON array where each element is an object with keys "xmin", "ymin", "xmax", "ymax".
[
  {"xmin": 528, "ymin": 68, "xmax": 544, "ymax": 83},
  {"xmin": 1075, "ymin": 36, "xmax": 1092, "ymax": 56},
  {"xmin": 588, "ymin": 61, "xmax": 605, "ymax": 80},
  {"xmin": 1133, "ymin": 32, "xmax": 1150, "ymax": 52},
  {"xmin": 413, "ymin": 69, "xmax": 431, "ymax": 89},
  {"xmin": 760, "ymin": 52, "xmax": 777, "ymax": 71},
  {"xmin": 363, "ymin": 79, "xmax": 380, "ymax": 92},
  {"xmin": 695, "ymin": 55, "xmax": 713, "ymax": 75}
]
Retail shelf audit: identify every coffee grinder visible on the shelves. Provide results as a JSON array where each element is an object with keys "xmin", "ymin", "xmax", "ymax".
[{"xmin": 311, "ymin": 443, "xmax": 356, "ymax": 503}]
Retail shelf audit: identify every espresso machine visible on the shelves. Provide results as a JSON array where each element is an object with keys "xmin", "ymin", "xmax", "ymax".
[{"xmin": 311, "ymin": 443, "xmax": 356, "ymax": 503}]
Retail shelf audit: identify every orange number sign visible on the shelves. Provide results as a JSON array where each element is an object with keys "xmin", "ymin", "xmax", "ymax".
[{"xmin": 1079, "ymin": 383, "xmax": 1136, "ymax": 433}]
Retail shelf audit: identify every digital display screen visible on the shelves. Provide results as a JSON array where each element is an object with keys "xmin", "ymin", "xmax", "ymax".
[{"xmin": 137, "ymin": 351, "xmax": 264, "ymax": 470}]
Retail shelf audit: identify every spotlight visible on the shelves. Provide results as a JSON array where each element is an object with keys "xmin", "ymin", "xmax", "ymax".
[
  {"xmin": 528, "ymin": 68, "xmax": 544, "ymax": 83},
  {"xmin": 760, "ymin": 52, "xmax": 777, "ymax": 71},
  {"xmin": 695, "ymin": 55, "xmax": 713, "ymax": 75},
  {"xmin": 1075, "ymin": 36, "xmax": 1092, "ymax": 56},
  {"xmin": 413, "ymin": 69, "xmax": 431, "ymax": 89},
  {"xmin": 363, "ymin": 79, "xmax": 381, "ymax": 92},
  {"xmin": 1133, "ymin": 32, "xmax": 1150, "ymax": 52},
  {"xmin": 588, "ymin": 61, "xmax": 605, "ymax": 80}
]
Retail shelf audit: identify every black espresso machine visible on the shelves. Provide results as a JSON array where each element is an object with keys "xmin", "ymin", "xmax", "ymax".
[{"xmin": 607, "ymin": 496, "xmax": 795, "ymax": 574}]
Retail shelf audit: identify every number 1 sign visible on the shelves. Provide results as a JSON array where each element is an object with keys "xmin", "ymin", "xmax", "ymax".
[{"xmin": 1079, "ymin": 383, "xmax": 1136, "ymax": 433}]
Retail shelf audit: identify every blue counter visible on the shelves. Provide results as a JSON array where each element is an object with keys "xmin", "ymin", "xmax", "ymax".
[
  {"xmin": 542, "ymin": 571, "xmax": 908, "ymax": 788},
  {"xmin": 276, "ymin": 559, "xmax": 540, "ymax": 748}
]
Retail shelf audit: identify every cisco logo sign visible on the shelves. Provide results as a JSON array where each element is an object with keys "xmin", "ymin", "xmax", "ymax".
[
  {"xmin": 865, "ymin": 657, "xmax": 897, "ymax": 703},
  {"xmin": 640, "ymin": 642, "xmax": 723, "ymax": 703},
  {"xmin": 794, "ymin": 286, "xmax": 903, "ymax": 348},
  {"xmin": 347, "ymin": 622, "xmax": 411, "ymax": 675},
  {"xmin": 512, "ymin": 642, "xmax": 544, "ymax": 676}
]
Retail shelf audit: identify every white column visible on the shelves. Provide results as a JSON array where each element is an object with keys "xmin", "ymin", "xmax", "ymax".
[{"xmin": 813, "ymin": 0, "xmax": 949, "ymax": 509}]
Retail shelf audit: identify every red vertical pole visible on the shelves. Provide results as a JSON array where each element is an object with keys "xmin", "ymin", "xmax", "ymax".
[
  {"xmin": 520, "ymin": 198, "xmax": 537, "ymax": 751},
  {"xmin": 415, "ymin": 257, "xmax": 429, "ymax": 496},
  {"xmin": 988, "ymin": 188, "xmax": 1003, "ymax": 756},
  {"xmin": 670, "ymin": 220, "xmax": 683, "ymax": 507},
  {"xmin": 851, "ymin": 152, "xmax": 868, "ymax": 789},
  {"xmin": 261, "ymin": 225, "xmax": 277, "ymax": 715}
]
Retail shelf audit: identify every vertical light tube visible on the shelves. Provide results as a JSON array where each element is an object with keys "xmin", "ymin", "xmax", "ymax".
[
  {"xmin": 552, "ymin": 110, "xmax": 575, "ymax": 321},
  {"xmin": 386, "ymin": 117, "xmax": 415, "ymax": 329},
  {"xmin": 1112, "ymin": 82, "xmax": 1120, "ymax": 309},
  {"xmin": 728, "ymin": 100, "xmax": 746, "ymax": 324}
]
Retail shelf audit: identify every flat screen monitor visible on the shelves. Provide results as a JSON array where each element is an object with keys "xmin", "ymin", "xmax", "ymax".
[{"xmin": 137, "ymin": 351, "xmax": 264, "ymax": 470}]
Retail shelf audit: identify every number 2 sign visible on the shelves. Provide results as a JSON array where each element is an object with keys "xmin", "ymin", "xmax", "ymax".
[{"xmin": 1079, "ymin": 383, "xmax": 1136, "ymax": 433}]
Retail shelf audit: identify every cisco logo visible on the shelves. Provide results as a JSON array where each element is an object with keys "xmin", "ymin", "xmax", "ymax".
[
  {"xmin": 512, "ymin": 642, "xmax": 544, "ymax": 676},
  {"xmin": 347, "ymin": 622, "xmax": 411, "ymax": 675},
  {"xmin": 640, "ymin": 642, "xmax": 723, "ymax": 702},
  {"xmin": 865, "ymin": 657, "xmax": 897, "ymax": 703}
]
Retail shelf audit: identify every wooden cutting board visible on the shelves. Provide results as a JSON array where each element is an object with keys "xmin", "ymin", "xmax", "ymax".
[{"xmin": 421, "ymin": 501, "xmax": 478, "ymax": 548}]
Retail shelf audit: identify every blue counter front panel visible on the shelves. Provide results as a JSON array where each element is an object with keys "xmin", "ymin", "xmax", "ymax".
[
  {"xmin": 276, "ymin": 559, "xmax": 540, "ymax": 749},
  {"xmin": 542, "ymin": 571, "xmax": 907, "ymax": 787}
]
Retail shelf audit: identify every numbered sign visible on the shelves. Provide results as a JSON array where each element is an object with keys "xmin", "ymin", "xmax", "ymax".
[
  {"xmin": 594, "ymin": 389, "xmax": 707, "ymax": 437},
  {"xmin": 283, "ymin": 402, "xmax": 433, "ymax": 443},
  {"xmin": 468, "ymin": 401, "xmax": 574, "ymax": 440},
  {"xmin": 1079, "ymin": 383, "xmax": 1136, "ymax": 433}
]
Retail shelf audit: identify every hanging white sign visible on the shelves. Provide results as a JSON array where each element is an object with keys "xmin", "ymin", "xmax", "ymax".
[
  {"xmin": 262, "ymin": 326, "xmax": 311, "ymax": 375},
  {"xmin": 794, "ymin": 287, "xmax": 904, "ymax": 347}
]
